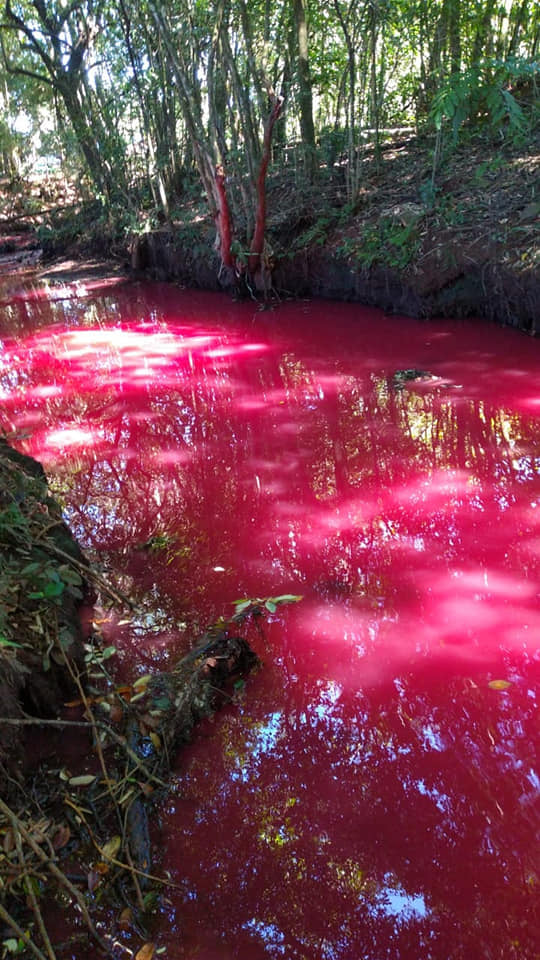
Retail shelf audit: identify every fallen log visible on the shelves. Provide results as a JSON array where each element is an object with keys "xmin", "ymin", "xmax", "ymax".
[{"xmin": 0, "ymin": 202, "xmax": 83, "ymax": 229}]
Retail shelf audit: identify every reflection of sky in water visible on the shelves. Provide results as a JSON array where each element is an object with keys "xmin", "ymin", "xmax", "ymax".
[
  {"xmin": 381, "ymin": 885, "xmax": 427, "ymax": 919},
  {"xmin": 244, "ymin": 920, "xmax": 286, "ymax": 956},
  {"xmin": 1, "ymin": 279, "xmax": 539, "ymax": 958}
]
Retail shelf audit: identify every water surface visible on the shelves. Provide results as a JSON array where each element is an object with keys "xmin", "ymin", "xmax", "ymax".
[{"xmin": 1, "ymin": 277, "xmax": 538, "ymax": 958}]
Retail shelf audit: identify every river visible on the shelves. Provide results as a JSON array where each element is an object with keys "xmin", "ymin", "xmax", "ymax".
[{"xmin": 0, "ymin": 271, "xmax": 538, "ymax": 959}]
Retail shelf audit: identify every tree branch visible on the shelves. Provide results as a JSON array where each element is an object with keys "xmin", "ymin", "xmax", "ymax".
[
  {"xmin": 3, "ymin": 0, "xmax": 56, "ymax": 77},
  {"xmin": 0, "ymin": 32, "xmax": 52, "ymax": 85}
]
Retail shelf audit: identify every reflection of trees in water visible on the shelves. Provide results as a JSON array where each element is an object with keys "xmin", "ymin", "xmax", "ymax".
[
  {"xmin": 1, "ymin": 296, "xmax": 539, "ymax": 957},
  {"xmin": 2, "ymin": 317, "xmax": 540, "ymax": 625},
  {"xmin": 164, "ymin": 656, "xmax": 538, "ymax": 959}
]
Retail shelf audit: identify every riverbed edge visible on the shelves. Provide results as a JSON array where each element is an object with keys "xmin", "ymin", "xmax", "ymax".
[{"xmin": 129, "ymin": 227, "xmax": 539, "ymax": 334}]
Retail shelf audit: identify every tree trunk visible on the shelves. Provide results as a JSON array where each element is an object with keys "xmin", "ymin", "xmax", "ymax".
[
  {"xmin": 248, "ymin": 95, "xmax": 283, "ymax": 279},
  {"xmin": 215, "ymin": 163, "xmax": 235, "ymax": 269},
  {"xmin": 294, "ymin": 0, "xmax": 317, "ymax": 182}
]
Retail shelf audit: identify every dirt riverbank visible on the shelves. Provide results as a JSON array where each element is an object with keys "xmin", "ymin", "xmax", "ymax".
[
  {"xmin": 131, "ymin": 131, "xmax": 539, "ymax": 332},
  {"xmin": 2, "ymin": 128, "xmax": 538, "ymax": 332}
]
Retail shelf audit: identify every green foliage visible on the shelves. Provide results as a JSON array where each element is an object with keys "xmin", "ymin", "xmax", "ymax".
[
  {"xmin": 290, "ymin": 217, "xmax": 333, "ymax": 255},
  {"xmin": 229, "ymin": 239, "xmax": 251, "ymax": 267},
  {"xmin": 1, "ymin": 0, "xmax": 538, "ymax": 247},
  {"xmin": 0, "ymin": 454, "xmax": 84, "ymax": 656},
  {"xmin": 432, "ymin": 194, "xmax": 466, "ymax": 228},
  {"xmin": 337, "ymin": 217, "xmax": 421, "ymax": 271},
  {"xmin": 2, "ymin": 937, "xmax": 28, "ymax": 956},
  {"xmin": 318, "ymin": 128, "xmax": 348, "ymax": 169},
  {"xmin": 472, "ymin": 154, "xmax": 506, "ymax": 184},
  {"xmin": 430, "ymin": 58, "xmax": 535, "ymax": 142},
  {"xmin": 233, "ymin": 594, "xmax": 303, "ymax": 619}
]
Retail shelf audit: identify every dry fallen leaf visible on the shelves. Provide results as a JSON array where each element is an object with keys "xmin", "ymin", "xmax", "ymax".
[
  {"xmin": 149, "ymin": 732, "xmax": 161, "ymax": 751},
  {"xmin": 138, "ymin": 781, "xmax": 154, "ymax": 798},
  {"xmin": 52, "ymin": 824, "xmax": 71, "ymax": 850},
  {"xmin": 135, "ymin": 943, "xmax": 155, "ymax": 960},
  {"xmin": 3, "ymin": 830, "xmax": 14, "ymax": 854},
  {"xmin": 140, "ymin": 712, "xmax": 161, "ymax": 730},
  {"xmin": 31, "ymin": 819, "xmax": 51, "ymax": 843},
  {"xmin": 87, "ymin": 869, "xmax": 101, "ymax": 893},
  {"xmin": 488, "ymin": 679, "xmax": 512, "ymax": 691},
  {"xmin": 68, "ymin": 774, "xmax": 97, "ymax": 787},
  {"xmin": 118, "ymin": 907, "xmax": 133, "ymax": 930},
  {"xmin": 101, "ymin": 835, "xmax": 122, "ymax": 861},
  {"xmin": 109, "ymin": 703, "xmax": 124, "ymax": 724}
]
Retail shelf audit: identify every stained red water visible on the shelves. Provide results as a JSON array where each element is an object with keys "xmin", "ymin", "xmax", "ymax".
[{"xmin": 1, "ymin": 276, "xmax": 539, "ymax": 959}]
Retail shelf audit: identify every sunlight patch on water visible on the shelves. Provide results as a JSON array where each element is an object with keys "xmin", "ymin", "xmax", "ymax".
[{"xmin": 1, "ymin": 283, "xmax": 539, "ymax": 960}]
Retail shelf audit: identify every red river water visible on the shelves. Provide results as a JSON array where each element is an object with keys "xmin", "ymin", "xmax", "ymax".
[{"xmin": 0, "ymin": 272, "xmax": 539, "ymax": 959}]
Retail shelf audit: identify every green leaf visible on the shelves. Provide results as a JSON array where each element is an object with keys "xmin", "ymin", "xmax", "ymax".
[
  {"xmin": 142, "ymin": 890, "xmax": 159, "ymax": 912},
  {"xmin": 43, "ymin": 579, "xmax": 64, "ymax": 598},
  {"xmin": 0, "ymin": 636, "xmax": 21, "ymax": 648},
  {"xmin": 273, "ymin": 594, "xmax": 303, "ymax": 605},
  {"xmin": 234, "ymin": 599, "xmax": 253, "ymax": 614},
  {"xmin": 153, "ymin": 696, "xmax": 171, "ymax": 710},
  {"xmin": 100, "ymin": 645, "xmax": 117, "ymax": 660},
  {"xmin": 265, "ymin": 600, "xmax": 277, "ymax": 613},
  {"xmin": 20, "ymin": 562, "xmax": 42, "ymax": 576},
  {"xmin": 23, "ymin": 876, "xmax": 41, "ymax": 898},
  {"xmin": 2, "ymin": 939, "xmax": 22, "ymax": 954},
  {"xmin": 58, "ymin": 565, "xmax": 82, "ymax": 585}
]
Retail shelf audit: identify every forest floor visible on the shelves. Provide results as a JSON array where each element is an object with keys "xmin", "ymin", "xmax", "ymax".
[{"xmin": 0, "ymin": 123, "xmax": 538, "ymax": 330}]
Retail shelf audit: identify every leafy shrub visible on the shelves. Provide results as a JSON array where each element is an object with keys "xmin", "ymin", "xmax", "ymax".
[
  {"xmin": 337, "ymin": 217, "xmax": 421, "ymax": 271},
  {"xmin": 430, "ymin": 57, "xmax": 537, "ymax": 142}
]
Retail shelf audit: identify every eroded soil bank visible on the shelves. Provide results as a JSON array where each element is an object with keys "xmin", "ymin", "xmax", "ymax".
[
  {"xmin": 1, "ymin": 130, "xmax": 538, "ymax": 332},
  {"xmin": 131, "ymin": 132, "xmax": 539, "ymax": 332}
]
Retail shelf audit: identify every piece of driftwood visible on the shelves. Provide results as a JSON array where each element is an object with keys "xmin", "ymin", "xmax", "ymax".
[{"xmin": 125, "ymin": 630, "xmax": 259, "ymax": 879}]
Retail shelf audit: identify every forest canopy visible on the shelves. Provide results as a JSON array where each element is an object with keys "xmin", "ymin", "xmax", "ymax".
[{"xmin": 0, "ymin": 0, "xmax": 538, "ymax": 279}]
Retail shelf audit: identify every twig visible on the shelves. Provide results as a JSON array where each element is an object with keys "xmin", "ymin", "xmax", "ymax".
[
  {"xmin": 0, "ymin": 901, "xmax": 48, "ymax": 960},
  {"xmin": 59, "ymin": 648, "xmax": 124, "ymax": 837},
  {"xmin": 40, "ymin": 540, "xmax": 135, "ymax": 609},
  {"xmin": 124, "ymin": 832, "xmax": 146, "ymax": 912},
  {"xmin": 61, "ymin": 797, "xmax": 180, "ymax": 890},
  {"xmin": 0, "ymin": 797, "xmax": 112, "ymax": 956},
  {"xmin": 13, "ymin": 825, "xmax": 57, "ymax": 960}
]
